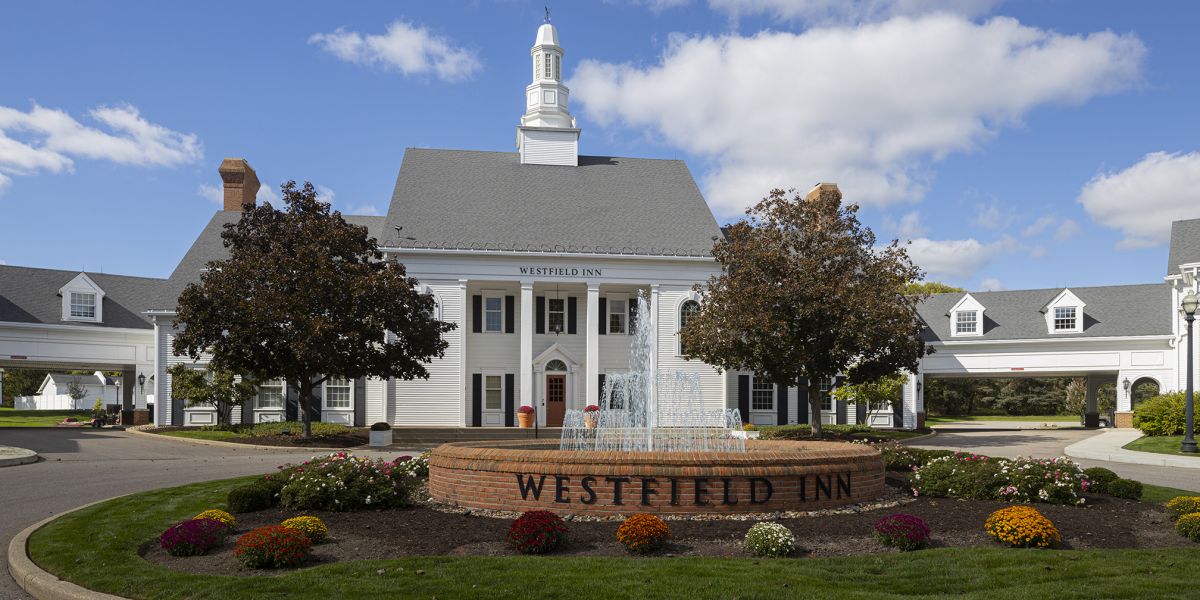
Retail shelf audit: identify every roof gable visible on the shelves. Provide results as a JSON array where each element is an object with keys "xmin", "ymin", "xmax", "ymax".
[
  {"xmin": 1041, "ymin": 288, "xmax": 1086, "ymax": 313},
  {"xmin": 947, "ymin": 293, "xmax": 985, "ymax": 315}
]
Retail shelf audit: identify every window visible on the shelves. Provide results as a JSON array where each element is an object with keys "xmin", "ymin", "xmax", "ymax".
[
  {"xmin": 484, "ymin": 375, "xmax": 502, "ymax": 410},
  {"xmin": 548, "ymin": 298, "xmax": 565, "ymax": 333},
  {"xmin": 1054, "ymin": 307, "xmax": 1077, "ymax": 331},
  {"xmin": 543, "ymin": 53, "xmax": 552, "ymax": 78},
  {"xmin": 553, "ymin": 54, "xmax": 560, "ymax": 80},
  {"xmin": 954, "ymin": 310, "xmax": 978, "ymax": 335},
  {"xmin": 751, "ymin": 378, "xmax": 774, "ymax": 411},
  {"xmin": 535, "ymin": 54, "xmax": 541, "ymax": 80},
  {"xmin": 608, "ymin": 298, "xmax": 627, "ymax": 334},
  {"xmin": 324, "ymin": 377, "xmax": 352, "ymax": 409},
  {"xmin": 69, "ymin": 292, "xmax": 96, "ymax": 319},
  {"xmin": 256, "ymin": 379, "xmax": 285, "ymax": 409},
  {"xmin": 680, "ymin": 300, "xmax": 699, "ymax": 330},
  {"xmin": 820, "ymin": 378, "xmax": 833, "ymax": 412},
  {"xmin": 545, "ymin": 359, "xmax": 567, "ymax": 372},
  {"xmin": 484, "ymin": 296, "xmax": 503, "ymax": 332}
]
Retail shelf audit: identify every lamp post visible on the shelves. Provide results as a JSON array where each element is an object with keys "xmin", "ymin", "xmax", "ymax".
[{"xmin": 1182, "ymin": 290, "xmax": 1199, "ymax": 454}]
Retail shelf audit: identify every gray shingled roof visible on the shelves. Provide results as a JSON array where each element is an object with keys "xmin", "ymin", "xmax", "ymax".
[
  {"xmin": 1168, "ymin": 218, "xmax": 1200, "ymax": 273},
  {"xmin": 42, "ymin": 373, "xmax": 121, "ymax": 389},
  {"xmin": 0, "ymin": 265, "xmax": 164, "ymax": 329},
  {"xmin": 917, "ymin": 283, "xmax": 1172, "ymax": 342},
  {"xmin": 147, "ymin": 211, "xmax": 384, "ymax": 312},
  {"xmin": 381, "ymin": 149, "xmax": 723, "ymax": 256}
]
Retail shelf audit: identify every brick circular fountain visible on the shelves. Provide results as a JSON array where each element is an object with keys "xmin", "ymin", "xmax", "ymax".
[{"xmin": 428, "ymin": 439, "xmax": 885, "ymax": 516}]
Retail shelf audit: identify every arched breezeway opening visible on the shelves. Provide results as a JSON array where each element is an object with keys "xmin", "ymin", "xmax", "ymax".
[
  {"xmin": 1127, "ymin": 376, "xmax": 1161, "ymax": 410},
  {"xmin": 923, "ymin": 373, "xmax": 1118, "ymax": 427}
]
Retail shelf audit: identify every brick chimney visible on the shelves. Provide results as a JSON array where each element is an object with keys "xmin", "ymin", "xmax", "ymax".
[
  {"xmin": 217, "ymin": 158, "xmax": 260, "ymax": 212},
  {"xmin": 804, "ymin": 182, "xmax": 840, "ymax": 202}
]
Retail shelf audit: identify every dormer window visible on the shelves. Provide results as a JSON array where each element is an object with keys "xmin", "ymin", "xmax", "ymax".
[
  {"xmin": 955, "ymin": 310, "xmax": 979, "ymax": 334},
  {"xmin": 1053, "ymin": 307, "xmax": 1077, "ymax": 331},
  {"xmin": 59, "ymin": 272, "xmax": 104, "ymax": 323},
  {"xmin": 69, "ymin": 292, "xmax": 96, "ymax": 319}
]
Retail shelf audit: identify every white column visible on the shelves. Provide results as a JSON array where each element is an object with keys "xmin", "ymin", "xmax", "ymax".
[
  {"xmin": 520, "ymin": 281, "xmax": 535, "ymax": 415},
  {"xmin": 586, "ymin": 283, "xmax": 600, "ymax": 404},
  {"xmin": 457, "ymin": 279, "xmax": 469, "ymax": 427},
  {"xmin": 0, "ymin": 368, "xmax": 4, "ymax": 412}
]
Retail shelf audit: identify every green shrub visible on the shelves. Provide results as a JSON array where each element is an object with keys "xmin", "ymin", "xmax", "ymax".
[
  {"xmin": 911, "ymin": 455, "xmax": 1004, "ymax": 500},
  {"xmin": 875, "ymin": 441, "xmax": 956, "ymax": 471},
  {"xmin": 743, "ymin": 522, "xmax": 795, "ymax": 557},
  {"xmin": 201, "ymin": 421, "xmax": 351, "ymax": 438},
  {"xmin": 1082, "ymin": 467, "xmax": 1119, "ymax": 494},
  {"xmin": 1133, "ymin": 392, "xmax": 1186, "ymax": 436},
  {"xmin": 1174, "ymin": 513, "xmax": 1200, "ymax": 542},
  {"xmin": 227, "ymin": 483, "xmax": 274, "ymax": 513},
  {"xmin": 1106, "ymin": 478, "xmax": 1143, "ymax": 500},
  {"xmin": 758, "ymin": 424, "xmax": 872, "ymax": 440},
  {"xmin": 370, "ymin": 421, "xmax": 391, "ymax": 431},
  {"xmin": 1166, "ymin": 496, "xmax": 1200, "ymax": 519},
  {"xmin": 257, "ymin": 476, "xmax": 285, "ymax": 506},
  {"xmin": 995, "ymin": 457, "xmax": 1089, "ymax": 506}
]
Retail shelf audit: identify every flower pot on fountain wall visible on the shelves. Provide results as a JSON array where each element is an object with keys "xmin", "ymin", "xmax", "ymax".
[
  {"xmin": 517, "ymin": 406, "xmax": 535, "ymax": 428},
  {"xmin": 584, "ymin": 405, "xmax": 600, "ymax": 428},
  {"xmin": 369, "ymin": 422, "xmax": 393, "ymax": 447}
]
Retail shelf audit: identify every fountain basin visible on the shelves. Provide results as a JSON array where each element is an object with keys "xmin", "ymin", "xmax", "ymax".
[{"xmin": 428, "ymin": 439, "xmax": 885, "ymax": 516}]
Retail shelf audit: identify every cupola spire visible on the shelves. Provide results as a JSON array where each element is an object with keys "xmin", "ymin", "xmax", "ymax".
[{"xmin": 517, "ymin": 17, "xmax": 579, "ymax": 166}]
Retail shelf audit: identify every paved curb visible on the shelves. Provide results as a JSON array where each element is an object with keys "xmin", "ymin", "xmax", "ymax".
[
  {"xmin": 897, "ymin": 430, "xmax": 936, "ymax": 445},
  {"xmin": 8, "ymin": 496, "xmax": 132, "ymax": 600},
  {"xmin": 122, "ymin": 425, "xmax": 362, "ymax": 453},
  {"xmin": 0, "ymin": 447, "xmax": 38, "ymax": 468},
  {"xmin": 1064, "ymin": 430, "xmax": 1200, "ymax": 469}
]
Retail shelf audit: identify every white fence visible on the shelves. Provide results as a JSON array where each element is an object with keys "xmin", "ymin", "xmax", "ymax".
[{"xmin": 13, "ymin": 394, "xmax": 89, "ymax": 410}]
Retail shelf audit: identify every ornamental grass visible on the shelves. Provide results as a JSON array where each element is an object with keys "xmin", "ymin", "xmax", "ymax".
[
  {"xmin": 743, "ymin": 522, "xmax": 795, "ymax": 557},
  {"xmin": 281, "ymin": 516, "xmax": 329, "ymax": 544},
  {"xmin": 984, "ymin": 505, "xmax": 1060, "ymax": 549},
  {"xmin": 507, "ymin": 510, "xmax": 569, "ymax": 554},
  {"xmin": 874, "ymin": 514, "xmax": 931, "ymax": 551},
  {"xmin": 193, "ymin": 509, "xmax": 236, "ymax": 531},
  {"xmin": 617, "ymin": 514, "xmax": 670, "ymax": 554},
  {"xmin": 158, "ymin": 518, "xmax": 228, "ymax": 557},
  {"xmin": 235, "ymin": 525, "xmax": 312, "ymax": 569}
]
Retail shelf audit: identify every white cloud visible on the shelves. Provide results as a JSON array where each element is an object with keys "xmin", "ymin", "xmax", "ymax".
[
  {"xmin": 197, "ymin": 183, "xmax": 222, "ymax": 205},
  {"xmin": 906, "ymin": 236, "xmax": 1013, "ymax": 279},
  {"xmin": 1029, "ymin": 245, "xmax": 1047, "ymax": 259},
  {"xmin": 0, "ymin": 103, "xmax": 201, "ymax": 194},
  {"xmin": 1078, "ymin": 151, "xmax": 1200, "ymax": 249},
  {"xmin": 1054, "ymin": 218, "xmax": 1080, "ymax": 242},
  {"xmin": 570, "ymin": 15, "xmax": 1144, "ymax": 217},
  {"xmin": 709, "ymin": 0, "xmax": 1003, "ymax": 24},
  {"xmin": 309, "ymin": 21, "xmax": 481, "ymax": 82},
  {"xmin": 0, "ymin": 259, "xmax": 7, "ymax": 265},
  {"xmin": 883, "ymin": 211, "xmax": 927, "ymax": 240},
  {"xmin": 1022, "ymin": 215, "xmax": 1056, "ymax": 237},
  {"xmin": 979, "ymin": 277, "xmax": 1004, "ymax": 291},
  {"xmin": 257, "ymin": 184, "xmax": 279, "ymax": 204},
  {"xmin": 346, "ymin": 204, "xmax": 382, "ymax": 216}
]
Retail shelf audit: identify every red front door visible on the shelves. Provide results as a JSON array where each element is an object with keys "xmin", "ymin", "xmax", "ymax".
[{"xmin": 546, "ymin": 375, "xmax": 566, "ymax": 427}]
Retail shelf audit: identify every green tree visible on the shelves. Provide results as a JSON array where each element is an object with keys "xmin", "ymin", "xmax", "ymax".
[
  {"xmin": 680, "ymin": 186, "xmax": 932, "ymax": 437},
  {"xmin": 172, "ymin": 181, "xmax": 456, "ymax": 437},
  {"xmin": 2, "ymin": 369, "xmax": 50, "ymax": 405},
  {"xmin": 166, "ymin": 364, "xmax": 257, "ymax": 426},
  {"xmin": 903, "ymin": 281, "xmax": 965, "ymax": 295},
  {"xmin": 831, "ymin": 373, "xmax": 905, "ymax": 418}
]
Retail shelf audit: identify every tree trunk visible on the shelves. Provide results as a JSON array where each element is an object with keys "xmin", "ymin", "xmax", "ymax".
[
  {"xmin": 809, "ymin": 378, "xmax": 823, "ymax": 438},
  {"xmin": 299, "ymin": 378, "xmax": 314, "ymax": 438},
  {"xmin": 217, "ymin": 402, "xmax": 231, "ymax": 427}
]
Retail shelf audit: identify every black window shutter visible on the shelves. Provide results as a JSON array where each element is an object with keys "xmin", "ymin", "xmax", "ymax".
[
  {"xmin": 598, "ymin": 297, "xmax": 607, "ymax": 335},
  {"xmin": 796, "ymin": 377, "xmax": 809, "ymax": 424},
  {"xmin": 598, "ymin": 374, "xmax": 606, "ymax": 404},
  {"xmin": 504, "ymin": 295, "xmax": 515, "ymax": 334},
  {"xmin": 776, "ymin": 385, "xmax": 788, "ymax": 425},
  {"xmin": 629, "ymin": 297, "xmax": 638, "ymax": 331},
  {"xmin": 504, "ymin": 373, "xmax": 515, "ymax": 427},
  {"xmin": 536, "ymin": 296, "xmax": 546, "ymax": 334},
  {"xmin": 737, "ymin": 375, "xmax": 750, "ymax": 423},
  {"xmin": 567, "ymin": 297, "xmax": 577, "ymax": 334},
  {"xmin": 471, "ymin": 374, "xmax": 482, "ymax": 427},
  {"xmin": 834, "ymin": 375, "xmax": 847, "ymax": 424},
  {"xmin": 471, "ymin": 295, "xmax": 482, "ymax": 333},
  {"xmin": 892, "ymin": 390, "xmax": 904, "ymax": 428}
]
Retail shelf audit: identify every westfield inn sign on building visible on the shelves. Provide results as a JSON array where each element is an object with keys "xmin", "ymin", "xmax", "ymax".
[{"xmin": 1, "ymin": 20, "xmax": 1197, "ymax": 431}]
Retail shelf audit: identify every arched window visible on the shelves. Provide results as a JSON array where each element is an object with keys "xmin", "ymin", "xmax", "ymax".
[
  {"xmin": 545, "ymin": 359, "xmax": 567, "ymax": 372},
  {"xmin": 680, "ymin": 300, "xmax": 699, "ymax": 330}
]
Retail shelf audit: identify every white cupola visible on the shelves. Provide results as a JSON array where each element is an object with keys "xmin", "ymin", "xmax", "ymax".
[{"xmin": 517, "ymin": 16, "xmax": 580, "ymax": 166}]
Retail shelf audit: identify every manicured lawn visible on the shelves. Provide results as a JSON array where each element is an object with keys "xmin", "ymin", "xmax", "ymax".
[
  {"xmin": 1142, "ymin": 482, "xmax": 1200, "ymax": 504},
  {"xmin": 927, "ymin": 415, "xmax": 1079, "ymax": 423},
  {"xmin": 157, "ymin": 429, "xmax": 240, "ymax": 441},
  {"xmin": 0, "ymin": 408, "xmax": 92, "ymax": 427},
  {"xmin": 26, "ymin": 475, "xmax": 1200, "ymax": 600},
  {"xmin": 848, "ymin": 429, "xmax": 930, "ymax": 441},
  {"xmin": 1123, "ymin": 435, "xmax": 1200, "ymax": 458}
]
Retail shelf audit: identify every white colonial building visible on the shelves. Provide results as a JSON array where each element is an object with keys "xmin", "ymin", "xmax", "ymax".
[{"xmin": 1, "ymin": 21, "xmax": 1197, "ymax": 431}]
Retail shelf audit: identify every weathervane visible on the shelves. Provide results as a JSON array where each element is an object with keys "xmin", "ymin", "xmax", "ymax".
[{"xmin": 544, "ymin": 6, "xmax": 551, "ymax": 23}]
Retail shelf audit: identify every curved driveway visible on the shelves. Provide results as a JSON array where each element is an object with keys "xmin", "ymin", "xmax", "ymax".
[{"xmin": 0, "ymin": 428, "xmax": 419, "ymax": 600}]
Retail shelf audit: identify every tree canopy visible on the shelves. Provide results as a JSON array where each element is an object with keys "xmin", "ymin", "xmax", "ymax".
[
  {"xmin": 166, "ymin": 363, "xmax": 257, "ymax": 426},
  {"xmin": 679, "ymin": 186, "xmax": 931, "ymax": 436},
  {"xmin": 172, "ymin": 181, "xmax": 456, "ymax": 436},
  {"xmin": 903, "ymin": 281, "xmax": 965, "ymax": 295}
]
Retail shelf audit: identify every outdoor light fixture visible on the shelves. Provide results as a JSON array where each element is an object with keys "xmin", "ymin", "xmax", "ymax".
[
  {"xmin": 1182, "ymin": 290, "xmax": 1199, "ymax": 453},
  {"xmin": 137, "ymin": 373, "xmax": 146, "ymax": 391},
  {"xmin": 551, "ymin": 322, "xmax": 563, "ymax": 335},
  {"xmin": 1123, "ymin": 378, "xmax": 1131, "ymax": 394}
]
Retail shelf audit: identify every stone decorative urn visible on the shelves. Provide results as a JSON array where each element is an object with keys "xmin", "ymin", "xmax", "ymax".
[
  {"xmin": 517, "ymin": 407, "xmax": 535, "ymax": 428},
  {"xmin": 369, "ymin": 422, "xmax": 393, "ymax": 447}
]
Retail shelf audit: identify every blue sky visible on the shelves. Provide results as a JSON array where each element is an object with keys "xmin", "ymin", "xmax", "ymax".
[{"xmin": 1, "ymin": 1, "xmax": 1198, "ymax": 292}]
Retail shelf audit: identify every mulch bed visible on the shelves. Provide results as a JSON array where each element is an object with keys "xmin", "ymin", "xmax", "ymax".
[
  {"xmin": 148, "ymin": 427, "xmax": 368, "ymax": 448},
  {"xmin": 142, "ymin": 474, "xmax": 1190, "ymax": 576}
]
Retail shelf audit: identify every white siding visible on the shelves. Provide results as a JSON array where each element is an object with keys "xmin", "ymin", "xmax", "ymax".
[
  {"xmin": 395, "ymin": 282, "xmax": 466, "ymax": 426},
  {"xmin": 519, "ymin": 128, "xmax": 578, "ymax": 166},
  {"xmin": 656, "ymin": 287, "xmax": 725, "ymax": 414}
]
